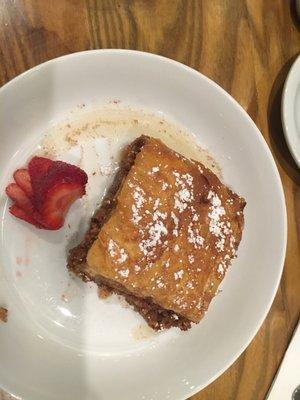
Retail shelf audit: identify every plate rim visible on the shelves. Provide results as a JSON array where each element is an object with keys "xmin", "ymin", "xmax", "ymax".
[
  {"xmin": 0, "ymin": 49, "xmax": 287, "ymax": 400},
  {"xmin": 282, "ymin": 54, "xmax": 300, "ymax": 168}
]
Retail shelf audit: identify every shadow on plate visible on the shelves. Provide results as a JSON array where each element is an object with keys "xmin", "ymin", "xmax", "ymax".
[
  {"xmin": 267, "ymin": 55, "xmax": 300, "ymax": 185},
  {"xmin": 0, "ymin": 60, "xmax": 100, "ymax": 400}
]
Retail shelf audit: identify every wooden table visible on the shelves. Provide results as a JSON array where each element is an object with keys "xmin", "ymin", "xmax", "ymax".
[{"xmin": 0, "ymin": 1, "xmax": 299, "ymax": 399}]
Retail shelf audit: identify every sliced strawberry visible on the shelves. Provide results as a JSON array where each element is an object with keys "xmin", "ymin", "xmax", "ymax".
[
  {"xmin": 37, "ymin": 182, "xmax": 85, "ymax": 230},
  {"xmin": 9, "ymin": 205, "xmax": 42, "ymax": 228},
  {"xmin": 28, "ymin": 157, "xmax": 54, "ymax": 186},
  {"xmin": 13, "ymin": 169, "xmax": 33, "ymax": 197},
  {"xmin": 5, "ymin": 183, "xmax": 34, "ymax": 213},
  {"xmin": 47, "ymin": 161, "xmax": 88, "ymax": 186},
  {"xmin": 31, "ymin": 160, "xmax": 88, "ymax": 210},
  {"xmin": 7, "ymin": 156, "xmax": 87, "ymax": 230}
]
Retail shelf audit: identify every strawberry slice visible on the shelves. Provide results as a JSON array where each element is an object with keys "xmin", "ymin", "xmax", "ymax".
[
  {"xmin": 5, "ymin": 183, "xmax": 34, "ymax": 213},
  {"xmin": 28, "ymin": 157, "xmax": 54, "ymax": 188},
  {"xmin": 6, "ymin": 156, "xmax": 88, "ymax": 230},
  {"xmin": 13, "ymin": 169, "xmax": 33, "ymax": 197},
  {"xmin": 37, "ymin": 182, "xmax": 85, "ymax": 230},
  {"xmin": 31, "ymin": 160, "xmax": 88, "ymax": 210},
  {"xmin": 47, "ymin": 161, "xmax": 88, "ymax": 186},
  {"xmin": 9, "ymin": 205, "xmax": 42, "ymax": 228}
]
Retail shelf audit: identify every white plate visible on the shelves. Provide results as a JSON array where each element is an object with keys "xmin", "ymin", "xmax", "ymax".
[
  {"xmin": 282, "ymin": 55, "xmax": 300, "ymax": 167},
  {"xmin": 0, "ymin": 50, "xmax": 287, "ymax": 400}
]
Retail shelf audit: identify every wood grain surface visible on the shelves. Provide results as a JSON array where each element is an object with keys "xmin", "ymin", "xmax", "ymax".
[{"xmin": 0, "ymin": 1, "xmax": 299, "ymax": 399}]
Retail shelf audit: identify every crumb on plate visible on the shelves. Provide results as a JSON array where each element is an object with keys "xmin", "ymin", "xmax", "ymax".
[{"xmin": 0, "ymin": 307, "xmax": 8, "ymax": 323}]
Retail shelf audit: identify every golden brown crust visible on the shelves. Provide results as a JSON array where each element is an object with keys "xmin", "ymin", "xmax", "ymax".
[{"xmin": 87, "ymin": 137, "xmax": 246, "ymax": 323}]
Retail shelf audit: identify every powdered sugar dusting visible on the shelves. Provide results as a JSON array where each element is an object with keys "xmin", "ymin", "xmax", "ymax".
[
  {"xmin": 173, "ymin": 171, "xmax": 194, "ymax": 213},
  {"xmin": 192, "ymin": 214, "xmax": 199, "ymax": 222},
  {"xmin": 149, "ymin": 166, "xmax": 160, "ymax": 174},
  {"xmin": 131, "ymin": 185, "xmax": 146, "ymax": 224},
  {"xmin": 208, "ymin": 190, "xmax": 230, "ymax": 252},
  {"xmin": 108, "ymin": 239, "xmax": 128, "ymax": 264},
  {"xmin": 139, "ymin": 218, "xmax": 168, "ymax": 257},
  {"xmin": 186, "ymin": 281, "xmax": 194, "ymax": 289},
  {"xmin": 217, "ymin": 263, "xmax": 225, "ymax": 275},
  {"xmin": 187, "ymin": 223, "xmax": 204, "ymax": 249},
  {"xmin": 188, "ymin": 254, "xmax": 195, "ymax": 264},
  {"xmin": 171, "ymin": 211, "xmax": 179, "ymax": 237},
  {"xmin": 118, "ymin": 268, "xmax": 129, "ymax": 278},
  {"xmin": 207, "ymin": 190, "xmax": 225, "ymax": 236},
  {"xmin": 156, "ymin": 277, "xmax": 165, "ymax": 288},
  {"xmin": 129, "ymin": 185, "xmax": 170, "ymax": 258},
  {"xmin": 118, "ymin": 248, "xmax": 128, "ymax": 264},
  {"xmin": 174, "ymin": 270, "xmax": 184, "ymax": 280},
  {"xmin": 108, "ymin": 239, "xmax": 117, "ymax": 257}
]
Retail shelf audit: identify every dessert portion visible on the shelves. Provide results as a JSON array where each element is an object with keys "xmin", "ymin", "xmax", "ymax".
[
  {"xmin": 5, "ymin": 157, "xmax": 88, "ymax": 230},
  {"xmin": 68, "ymin": 135, "xmax": 246, "ymax": 331}
]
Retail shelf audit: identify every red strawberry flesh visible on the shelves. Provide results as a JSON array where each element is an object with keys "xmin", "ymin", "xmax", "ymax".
[
  {"xmin": 36, "ymin": 182, "xmax": 85, "ymax": 230},
  {"xmin": 28, "ymin": 157, "xmax": 54, "ymax": 194},
  {"xmin": 6, "ymin": 183, "xmax": 34, "ymax": 213},
  {"xmin": 33, "ymin": 161, "xmax": 88, "ymax": 211},
  {"xmin": 9, "ymin": 205, "xmax": 42, "ymax": 228},
  {"xmin": 13, "ymin": 169, "xmax": 33, "ymax": 197}
]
